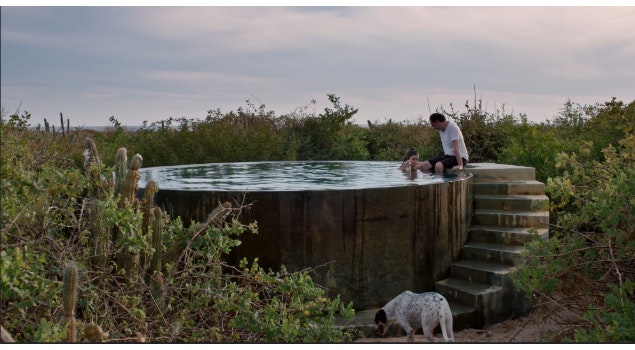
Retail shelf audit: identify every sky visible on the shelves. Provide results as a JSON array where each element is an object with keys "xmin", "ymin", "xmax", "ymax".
[{"xmin": 1, "ymin": 2, "xmax": 634, "ymax": 128}]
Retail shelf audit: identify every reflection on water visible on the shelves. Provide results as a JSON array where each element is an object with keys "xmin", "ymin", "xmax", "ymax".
[{"xmin": 139, "ymin": 161, "xmax": 459, "ymax": 191}]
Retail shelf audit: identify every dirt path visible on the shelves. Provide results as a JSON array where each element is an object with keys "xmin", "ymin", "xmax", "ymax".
[{"xmin": 355, "ymin": 313, "xmax": 564, "ymax": 343}]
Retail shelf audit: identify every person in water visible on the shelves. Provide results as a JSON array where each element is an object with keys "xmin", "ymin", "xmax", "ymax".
[
  {"xmin": 400, "ymin": 147, "xmax": 421, "ymax": 173},
  {"xmin": 420, "ymin": 113, "xmax": 469, "ymax": 175}
]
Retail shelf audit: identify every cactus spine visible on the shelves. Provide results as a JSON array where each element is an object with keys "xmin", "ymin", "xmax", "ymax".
[{"xmin": 63, "ymin": 262, "xmax": 78, "ymax": 342}]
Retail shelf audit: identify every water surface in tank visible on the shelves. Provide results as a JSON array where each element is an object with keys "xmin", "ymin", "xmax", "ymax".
[{"xmin": 139, "ymin": 161, "xmax": 455, "ymax": 191}]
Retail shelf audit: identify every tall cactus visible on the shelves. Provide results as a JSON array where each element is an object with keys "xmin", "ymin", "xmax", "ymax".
[
  {"xmin": 84, "ymin": 141, "xmax": 166, "ymax": 284},
  {"xmin": 63, "ymin": 262, "xmax": 78, "ymax": 342},
  {"xmin": 122, "ymin": 154, "xmax": 143, "ymax": 206},
  {"xmin": 83, "ymin": 138, "xmax": 101, "ymax": 170},
  {"xmin": 88, "ymin": 199, "xmax": 110, "ymax": 269},
  {"xmin": 83, "ymin": 138, "xmax": 109, "ymax": 198},
  {"xmin": 139, "ymin": 181, "xmax": 158, "ymax": 272},
  {"xmin": 150, "ymin": 207, "xmax": 164, "ymax": 274},
  {"xmin": 150, "ymin": 271, "xmax": 166, "ymax": 314},
  {"xmin": 117, "ymin": 153, "xmax": 144, "ymax": 284},
  {"xmin": 142, "ymin": 181, "xmax": 159, "ymax": 237},
  {"xmin": 114, "ymin": 147, "xmax": 128, "ymax": 199}
]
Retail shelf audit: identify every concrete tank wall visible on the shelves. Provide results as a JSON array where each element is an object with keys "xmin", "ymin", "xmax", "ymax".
[{"xmin": 155, "ymin": 174, "xmax": 472, "ymax": 310}]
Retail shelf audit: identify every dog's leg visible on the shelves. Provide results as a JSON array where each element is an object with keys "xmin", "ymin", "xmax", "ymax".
[
  {"xmin": 421, "ymin": 325, "xmax": 435, "ymax": 342},
  {"xmin": 398, "ymin": 321, "xmax": 415, "ymax": 342},
  {"xmin": 421, "ymin": 308, "xmax": 436, "ymax": 342},
  {"xmin": 407, "ymin": 328, "xmax": 416, "ymax": 343}
]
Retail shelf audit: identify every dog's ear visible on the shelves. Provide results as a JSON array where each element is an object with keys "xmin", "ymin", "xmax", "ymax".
[{"xmin": 374, "ymin": 309, "xmax": 387, "ymax": 324}]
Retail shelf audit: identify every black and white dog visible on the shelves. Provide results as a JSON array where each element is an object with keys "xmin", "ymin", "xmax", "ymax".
[{"xmin": 374, "ymin": 291, "xmax": 454, "ymax": 342}]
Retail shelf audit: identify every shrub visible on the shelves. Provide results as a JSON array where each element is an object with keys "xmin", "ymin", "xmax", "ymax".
[
  {"xmin": 1, "ymin": 113, "xmax": 355, "ymax": 343},
  {"xmin": 512, "ymin": 133, "xmax": 635, "ymax": 342}
]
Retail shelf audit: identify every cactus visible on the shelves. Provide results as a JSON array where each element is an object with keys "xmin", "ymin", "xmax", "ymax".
[
  {"xmin": 84, "ymin": 138, "xmax": 111, "ymax": 270},
  {"xmin": 84, "ymin": 323, "xmax": 105, "ymax": 343},
  {"xmin": 83, "ymin": 138, "xmax": 110, "ymax": 199},
  {"xmin": 83, "ymin": 138, "xmax": 101, "ymax": 171},
  {"xmin": 122, "ymin": 154, "xmax": 143, "ymax": 206},
  {"xmin": 123, "ymin": 154, "xmax": 142, "ymax": 283},
  {"xmin": 149, "ymin": 271, "xmax": 166, "ymax": 313},
  {"xmin": 147, "ymin": 206, "xmax": 173, "ymax": 315},
  {"xmin": 150, "ymin": 207, "xmax": 164, "ymax": 274},
  {"xmin": 114, "ymin": 147, "xmax": 127, "ymax": 199},
  {"xmin": 88, "ymin": 199, "xmax": 110, "ymax": 269},
  {"xmin": 119, "ymin": 249, "xmax": 140, "ymax": 285},
  {"xmin": 136, "ymin": 181, "xmax": 159, "ymax": 273},
  {"xmin": 142, "ymin": 181, "xmax": 159, "ymax": 236},
  {"xmin": 63, "ymin": 262, "xmax": 78, "ymax": 342}
]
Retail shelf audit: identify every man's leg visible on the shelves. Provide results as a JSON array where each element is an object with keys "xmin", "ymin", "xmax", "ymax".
[
  {"xmin": 434, "ymin": 161, "xmax": 445, "ymax": 175},
  {"xmin": 423, "ymin": 156, "xmax": 448, "ymax": 173},
  {"xmin": 436, "ymin": 156, "xmax": 459, "ymax": 175},
  {"xmin": 420, "ymin": 160, "xmax": 433, "ymax": 171}
]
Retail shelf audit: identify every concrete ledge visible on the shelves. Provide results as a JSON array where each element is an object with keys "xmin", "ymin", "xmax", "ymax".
[{"xmin": 464, "ymin": 163, "xmax": 536, "ymax": 182}]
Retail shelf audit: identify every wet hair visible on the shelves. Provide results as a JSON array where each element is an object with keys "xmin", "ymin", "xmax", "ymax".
[
  {"xmin": 429, "ymin": 113, "xmax": 446, "ymax": 123},
  {"xmin": 402, "ymin": 147, "xmax": 419, "ymax": 165}
]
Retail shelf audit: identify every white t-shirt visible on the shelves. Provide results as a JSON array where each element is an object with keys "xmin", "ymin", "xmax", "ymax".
[{"xmin": 439, "ymin": 121, "xmax": 469, "ymax": 161}]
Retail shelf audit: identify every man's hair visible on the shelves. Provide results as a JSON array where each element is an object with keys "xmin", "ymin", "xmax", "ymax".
[{"xmin": 429, "ymin": 113, "xmax": 446, "ymax": 123}]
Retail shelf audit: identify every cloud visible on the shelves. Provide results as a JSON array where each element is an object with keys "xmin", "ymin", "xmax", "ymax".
[{"xmin": 1, "ymin": 6, "xmax": 634, "ymax": 126}]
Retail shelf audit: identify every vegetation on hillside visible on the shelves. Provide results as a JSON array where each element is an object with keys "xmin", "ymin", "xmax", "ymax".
[
  {"xmin": 1, "ymin": 112, "xmax": 354, "ymax": 343},
  {"xmin": 1, "ymin": 95, "xmax": 634, "ymax": 342}
]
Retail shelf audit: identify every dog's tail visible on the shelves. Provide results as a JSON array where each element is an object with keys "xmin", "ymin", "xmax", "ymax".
[{"xmin": 439, "ymin": 301, "xmax": 455, "ymax": 342}]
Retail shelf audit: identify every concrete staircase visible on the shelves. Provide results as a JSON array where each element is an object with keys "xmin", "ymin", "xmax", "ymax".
[
  {"xmin": 435, "ymin": 163, "xmax": 550, "ymax": 329},
  {"xmin": 334, "ymin": 163, "xmax": 549, "ymax": 337}
]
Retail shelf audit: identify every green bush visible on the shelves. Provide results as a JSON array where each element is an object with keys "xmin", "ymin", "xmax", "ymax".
[
  {"xmin": 512, "ymin": 133, "xmax": 635, "ymax": 342},
  {"xmin": 5, "ymin": 97, "xmax": 635, "ymax": 343},
  {"xmin": 1, "ymin": 113, "xmax": 355, "ymax": 343}
]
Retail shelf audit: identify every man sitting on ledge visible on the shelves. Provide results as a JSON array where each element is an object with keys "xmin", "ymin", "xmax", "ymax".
[{"xmin": 419, "ymin": 113, "xmax": 469, "ymax": 175}]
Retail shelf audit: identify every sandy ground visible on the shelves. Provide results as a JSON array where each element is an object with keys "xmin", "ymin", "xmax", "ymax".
[{"xmin": 354, "ymin": 311, "xmax": 567, "ymax": 343}]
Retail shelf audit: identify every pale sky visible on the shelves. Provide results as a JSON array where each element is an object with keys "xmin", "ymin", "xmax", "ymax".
[{"xmin": 2, "ymin": 2, "xmax": 634, "ymax": 127}]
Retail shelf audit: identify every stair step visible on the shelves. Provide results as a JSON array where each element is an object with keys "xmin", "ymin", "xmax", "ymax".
[
  {"xmin": 474, "ymin": 194, "xmax": 549, "ymax": 211},
  {"xmin": 446, "ymin": 297, "xmax": 477, "ymax": 330},
  {"xmin": 449, "ymin": 259, "xmax": 514, "ymax": 287},
  {"xmin": 467, "ymin": 163, "xmax": 536, "ymax": 182},
  {"xmin": 469, "ymin": 225, "xmax": 549, "ymax": 245},
  {"xmin": 435, "ymin": 278, "xmax": 502, "ymax": 309},
  {"xmin": 334, "ymin": 308, "xmax": 377, "ymax": 336},
  {"xmin": 473, "ymin": 180, "xmax": 545, "ymax": 195},
  {"xmin": 474, "ymin": 209, "xmax": 549, "ymax": 228},
  {"xmin": 462, "ymin": 242, "xmax": 524, "ymax": 265}
]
